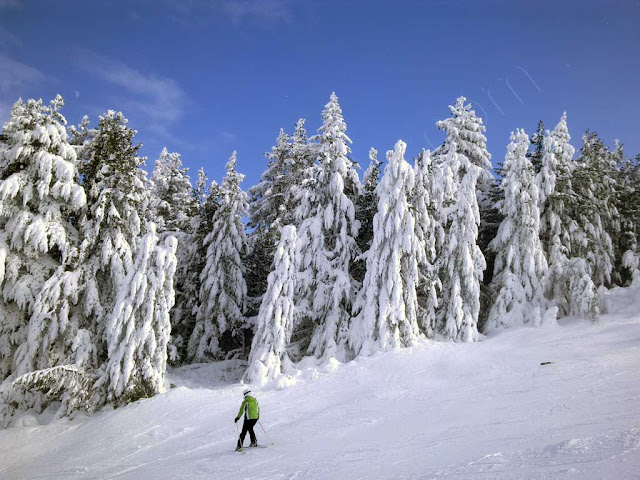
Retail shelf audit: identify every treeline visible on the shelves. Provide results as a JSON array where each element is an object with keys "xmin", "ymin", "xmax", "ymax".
[{"xmin": 0, "ymin": 93, "xmax": 638, "ymax": 426}]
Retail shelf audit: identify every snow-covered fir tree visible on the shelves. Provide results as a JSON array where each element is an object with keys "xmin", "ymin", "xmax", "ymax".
[
  {"xmin": 293, "ymin": 92, "xmax": 360, "ymax": 363},
  {"xmin": 352, "ymin": 147, "xmax": 381, "ymax": 285},
  {"xmin": 616, "ymin": 151, "xmax": 640, "ymax": 285},
  {"xmin": 244, "ymin": 225, "xmax": 298, "ymax": 385},
  {"xmin": 188, "ymin": 152, "xmax": 248, "ymax": 362},
  {"xmin": 486, "ymin": 130, "xmax": 555, "ymax": 331},
  {"xmin": 435, "ymin": 97, "xmax": 498, "ymax": 331},
  {"xmin": 0, "ymin": 96, "xmax": 86, "ymax": 381},
  {"xmin": 412, "ymin": 149, "xmax": 439, "ymax": 337},
  {"xmin": 100, "ymin": 224, "xmax": 177, "ymax": 406},
  {"xmin": 527, "ymin": 120, "xmax": 545, "ymax": 174},
  {"xmin": 432, "ymin": 142, "xmax": 486, "ymax": 342},
  {"xmin": 350, "ymin": 140, "xmax": 421, "ymax": 355},
  {"xmin": 169, "ymin": 171, "xmax": 221, "ymax": 364},
  {"xmin": 570, "ymin": 131, "xmax": 619, "ymax": 287},
  {"xmin": 150, "ymin": 147, "xmax": 196, "ymax": 233},
  {"xmin": 536, "ymin": 113, "xmax": 599, "ymax": 319}
]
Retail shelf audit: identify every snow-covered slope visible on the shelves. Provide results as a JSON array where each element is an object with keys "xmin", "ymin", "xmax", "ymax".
[{"xmin": 1, "ymin": 286, "xmax": 639, "ymax": 480}]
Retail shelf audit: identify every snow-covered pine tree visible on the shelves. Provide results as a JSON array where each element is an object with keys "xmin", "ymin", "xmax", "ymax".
[
  {"xmin": 435, "ymin": 97, "xmax": 498, "ymax": 331},
  {"xmin": 350, "ymin": 140, "xmax": 421, "ymax": 355},
  {"xmin": 486, "ymin": 130, "xmax": 555, "ymax": 331},
  {"xmin": 244, "ymin": 225, "xmax": 298, "ymax": 385},
  {"xmin": 352, "ymin": 147, "xmax": 381, "ymax": 285},
  {"xmin": 71, "ymin": 110, "xmax": 151, "ymax": 371},
  {"xmin": 412, "ymin": 149, "xmax": 439, "ymax": 337},
  {"xmin": 570, "ymin": 131, "xmax": 619, "ymax": 287},
  {"xmin": 99, "ymin": 223, "xmax": 177, "ymax": 406},
  {"xmin": 188, "ymin": 152, "xmax": 248, "ymax": 362},
  {"xmin": 169, "ymin": 170, "xmax": 221, "ymax": 364},
  {"xmin": 246, "ymin": 129, "xmax": 292, "ymax": 301},
  {"xmin": 432, "ymin": 141, "xmax": 486, "ymax": 342},
  {"xmin": 150, "ymin": 147, "xmax": 196, "ymax": 233},
  {"xmin": 245, "ymin": 120, "xmax": 314, "ymax": 304},
  {"xmin": 536, "ymin": 113, "xmax": 598, "ymax": 319},
  {"xmin": 293, "ymin": 92, "xmax": 360, "ymax": 363},
  {"xmin": 527, "ymin": 120, "xmax": 545, "ymax": 174},
  {"xmin": 0, "ymin": 96, "xmax": 86, "ymax": 381},
  {"xmin": 616, "ymin": 151, "xmax": 640, "ymax": 285}
]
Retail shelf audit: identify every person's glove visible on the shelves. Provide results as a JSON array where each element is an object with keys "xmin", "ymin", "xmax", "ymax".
[{"xmin": 234, "ymin": 417, "xmax": 239, "ymax": 423}]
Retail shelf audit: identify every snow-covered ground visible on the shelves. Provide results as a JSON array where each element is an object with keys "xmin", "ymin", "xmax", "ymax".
[{"xmin": 1, "ymin": 286, "xmax": 639, "ymax": 480}]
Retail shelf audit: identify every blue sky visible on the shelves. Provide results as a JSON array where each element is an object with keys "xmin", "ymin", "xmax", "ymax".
[{"xmin": 1, "ymin": 0, "xmax": 638, "ymax": 187}]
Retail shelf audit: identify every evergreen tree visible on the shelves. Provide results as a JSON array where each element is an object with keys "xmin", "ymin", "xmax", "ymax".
[
  {"xmin": 352, "ymin": 147, "xmax": 381, "ymax": 285},
  {"xmin": 188, "ymin": 152, "xmax": 248, "ymax": 362},
  {"xmin": 433, "ymin": 143, "xmax": 485, "ymax": 342},
  {"xmin": 150, "ymin": 147, "xmax": 196, "ymax": 233},
  {"xmin": 527, "ymin": 120, "xmax": 545, "ymax": 174},
  {"xmin": 101, "ymin": 224, "xmax": 177, "ymax": 406},
  {"xmin": 436, "ymin": 96, "xmax": 498, "ymax": 331},
  {"xmin": 350, "ymin": 140, "xmax": 421, "ymax": 355},
  {"xmin": 246, "ymin": 120, "xmax": 314, "ymax": 302},
  {"xmin": 293, "ymin": 93, "xmax": 360, "ymax": 363},
  {"xmin": 244, "ymin": 225, "xmax": 298, "ymax": 385},
  {"xmin": 536, "ymin": 113, "xmax": 598, "ymax": 319},
  {"xmin": 0, "ymin": 96, "xmax": 86, "ymax": 380},
  {"xmin": 170, "ymin": 170, "xmax": 221, "ymax": 364},
  {"xmin": 486, "ymin": 130, "xmax": 555, "ymax": 331},
  {"xmin": 616, "ymin": 152, "xmax": 640, "ymax": 285},
  {"xmin": 412, "ymin": 149, "xmax": 439, "ymax": 337},
  {"xmin": 571, "ymin": 131, "xmax": 619, "ymax": 287}
]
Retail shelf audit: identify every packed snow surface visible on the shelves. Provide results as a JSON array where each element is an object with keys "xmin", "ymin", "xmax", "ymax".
[{"xmin": 1, "ymin": 286, "xmax": 639, "ymax": 479}]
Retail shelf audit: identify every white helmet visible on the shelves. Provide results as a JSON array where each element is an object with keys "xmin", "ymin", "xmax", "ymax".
[{"xmin": 243, "ymin": 389, "xmax": 251, "ymax": 396}]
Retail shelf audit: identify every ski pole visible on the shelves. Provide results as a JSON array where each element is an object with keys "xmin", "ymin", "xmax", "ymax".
[
  {"xmin": 235, "ymin": 421, "xmax": 241, "ymax": 446},
  {"xmin": 258, "ymin": 420, "xmax": 274, "ymax": 446}
]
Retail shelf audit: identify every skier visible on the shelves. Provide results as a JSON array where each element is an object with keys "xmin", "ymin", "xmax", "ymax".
[{"xmin": 235, "ymin": 389, "xmax": 260, "ymax": 451}]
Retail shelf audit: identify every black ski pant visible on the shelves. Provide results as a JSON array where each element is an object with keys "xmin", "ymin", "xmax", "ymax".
[{"xmin": 238, "ymin": 418, "xmax": 258, "ymax": 447}]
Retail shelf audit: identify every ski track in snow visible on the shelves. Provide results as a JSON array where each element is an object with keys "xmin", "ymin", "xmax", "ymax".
[{"xmin": 1, "ymin": 287, "xmax": 639, "ymax": 479}]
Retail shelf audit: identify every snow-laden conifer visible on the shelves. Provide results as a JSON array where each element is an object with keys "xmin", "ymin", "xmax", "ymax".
[
  {"xmin": 99, "ymin": 224, "xmax": 177, "ymax": 405},
  {"xmin": 293, "ymin": 93, "xmax": 359, "ymax": 362},
  {"xmin": 412, "ymin": 149, "xmax": 439, "ymax": 337},
  {"xmin": 244, "ymin": 225, "xmax": 298, "ymax": 384},
  {"xmin": 536, "ymin": 113, "xmax": 599, "ymax": 319},
  {"xmin": 188, "ymin": 152, "xmax": 248, "ymax": 362},
  {"xmin": 352, "ymin": 147, "xmax": 381, "ymax": 284},
  {"xmin": 527, "ymin": 120, "xmax": 545, "ymax": 174},
  {"xmin": 170, "ymin": 172, "xmax": 220, "ymax": 364},
  {"xmin": 486, "ymin": 130, "xmax": 555, "ymax": 331},
  {"xmin": 571, "ymin": 132, "xmax": 619, "ymax": 287},
  {"xmin": 350, "ymin": 140, "xmax": 421, "ymax": 355},
  {"xmin": 150, "ymin": 147, "xmax": 196, "ymax": 233},
  {"xmin": 0, "ymin": 96, "xmax": 86, "ymax": 380},
  {"xmin": 433, "ymin": 143, "xmax": 485, "ymax": 342},
  {"xmin": 616, "ymin": 152, "xmax": 640, "ymax": 285},
  {"xmin": 436, "ymin": 96, "xmax": 497, "ymax": 331}
]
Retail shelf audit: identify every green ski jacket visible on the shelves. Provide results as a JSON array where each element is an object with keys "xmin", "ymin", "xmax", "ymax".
[{"xmin": 237, "ymin": 395, "xmax": 260, "ymax": 420}]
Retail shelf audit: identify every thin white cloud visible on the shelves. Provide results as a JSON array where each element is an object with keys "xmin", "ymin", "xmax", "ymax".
[
  {"xmin": 153, "ymin": 0, "xmax": 295, "ymax": 27},
  {"xmin": 220, "ymin": 0, "xmax": 293, "ymax": 24},
  {"xmin": 0, "ymin": 0, "xmax": 21, "ymax": 7},
  {"xmin": 74, "ymin": 49, "xmax": 188, "ymax": 139},
  {"xmin": 0, "ymin": 27, "xmax": 21, "ymax": 49},
  {"xmin": 0, "ymin": 54, "xmax": 45, "ymax": 122}
]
